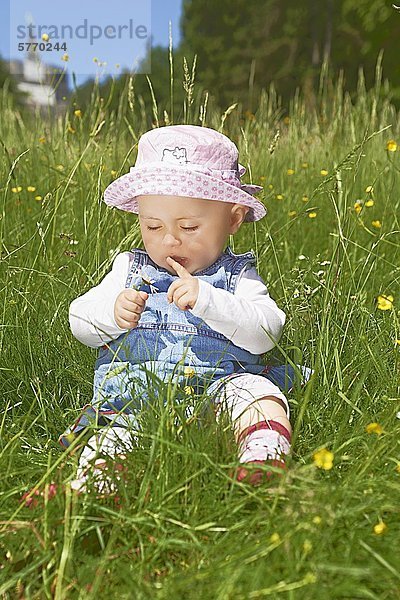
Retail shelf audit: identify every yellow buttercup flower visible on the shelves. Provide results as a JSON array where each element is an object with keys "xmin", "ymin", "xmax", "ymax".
[
  {"xmin": 56, "ymin": 164, "xmax": 64, "ymax": 171},
  {"xmin": 366, "ymin": 422, "xmax": 383, "ymax": 435},
  {"xmin": 312, "ymin": 516, "xmax": 322, "ymax": 525},
  {"xmin": 365, "ymin": 185, "xmax": 374, "ymax": 193},
  {"xmin": 111, "ymin": 170, "xmax": 118, "ymax": 177},
  {"xmin": 386, "ymin": 140, "xmax": 397, "ymax": 152},
  {"xmin": 184, "ymin": 386, "xmax": 194, "ymax": 395},
  {"xmin": 269, "ymin": 532, "xmax": 281, "ymax": 543},
  {"xmin": 35, "ymin": 195, "xmax": 42, "ymax": 201},
  {"xmin": 276, "ymin": 194, "xmax": 284, "ymax": 200},
  {"xmin": 376, "ymin": 295, "xmax": 393, "ymax": 311},
  {"xmin": 27, "ymin": 186, "xmax": 36, "ymax": 192},
  {"xmin": 67, "ymin": 126, "xmax": 76, "ymax": 134},
  {"xmin": 61, "ymin": 53, "xmax": 69, "ymax": 62},
  {"xmin": 371, "ymin": 220, "xmax": 381, "ymax": 229},
  {"xmin": 287, "ymin": 168, "xmax": 295, "ymax": 175},
  {"xmin": 301, "ymin": 162, "xmax": 309, "ymax": 168},
  {"xmin": 184, "ymin": 366, "xmax": 195, "ymax": 377},
  {"xmin": 74, "ymin": 109, "xmax": 82, "ymax": 118},
  {"xmin": 308, "ymin": 212, "xmax": 317, "ymax": 218},
  {"xmin": 42, "ymin": 33, "xmax": 49, "ymax": 41},
  {"xmin": 302, "ymin": 195, "xmax": 309, "ymax": 202},
  {"xmin": 268, "ymin": 184, "xmax": 273, "ymax": 190},
  {"xmin": 313, "ymin": 448, "xmax": 334, "ymax": 470},
  {"xmin": 38, "ymin": 136, "xmax": 46, "ymax": 144},
  {"xmin": 373, "ymin": 521, "xmax": 387, "ymax": 535},
  {"xmin": 365, "ymin": 199, "xmax": 374, "ymax": 207},
  {"xmin": 354, "ymin": 201, "xmax": 362, "ymax": 214},
  {"xmin": 320, "ymin": 169, "xmax": 328, "ymax": 176},
  {"xmin": 11, "ymin": 186, "xmax": 23, "ymax": 193},
  {"xmin": 288, "ymin": 210, "xmax": 297, "ymax": 217}
]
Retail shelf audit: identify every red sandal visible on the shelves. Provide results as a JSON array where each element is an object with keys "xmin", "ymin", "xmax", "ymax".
[
  {"xmin": 235, "ymin": 459, "xmax": 287, "ymax": 486},
  {"xmin": 234, "ymin": 420, "xmax": 291, "ymax": 486}
]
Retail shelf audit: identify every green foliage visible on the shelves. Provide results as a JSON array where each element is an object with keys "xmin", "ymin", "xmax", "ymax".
[
  {"xmin": 0, "ymin": 61, "xmax": 400, "ymax": 597},
  {"xmin": 181, "ymin": 0, "xmax": 400, "ymax": 111}
]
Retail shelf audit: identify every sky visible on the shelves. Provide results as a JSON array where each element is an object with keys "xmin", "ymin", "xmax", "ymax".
[{"xmin": 0, "ymin": 0, "xmax": 182, "ymax": 84}]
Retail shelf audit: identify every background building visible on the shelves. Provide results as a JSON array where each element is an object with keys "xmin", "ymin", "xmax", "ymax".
[{"xmin": 9, "ymin": 47, "xmax": 69, "ymax": 109}]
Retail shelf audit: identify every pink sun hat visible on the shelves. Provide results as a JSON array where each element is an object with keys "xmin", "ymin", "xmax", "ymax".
[{"xmin": 103, "ymin": 125, "xmax": 266, "ymax": 222}]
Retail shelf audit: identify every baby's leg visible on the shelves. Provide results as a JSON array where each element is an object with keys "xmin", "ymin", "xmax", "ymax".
[
  {"xmin": 70, "ymin": 426, "xmax": 135, "ymax": 494},
  {"xmin": 214, "ymin": 374, "xmax": 291, "ymax": 485},
  {"xmin": 234, "ymin": 394, "xmax": 291, "ymax": 439}
]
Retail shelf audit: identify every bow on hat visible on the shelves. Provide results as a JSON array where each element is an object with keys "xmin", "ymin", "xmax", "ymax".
[{"xmin": 237, "ymin": 164, "xmax": 263, "ymax": 196}]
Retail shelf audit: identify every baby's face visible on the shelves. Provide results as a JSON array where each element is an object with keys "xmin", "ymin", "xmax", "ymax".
[{"xmin": 137, "ymin": 195, "xmax": 248, "ymax": 274}]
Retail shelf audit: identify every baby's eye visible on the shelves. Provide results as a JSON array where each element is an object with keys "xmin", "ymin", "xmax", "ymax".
[{"xmin": 146, "ymin": 226, "xmax": 198, "ymax": 232}]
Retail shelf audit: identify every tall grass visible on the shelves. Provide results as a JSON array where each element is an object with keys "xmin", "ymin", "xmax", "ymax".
[{"xmin": 0, "ymin": 55, "xmax": 399, "ymax": 598}]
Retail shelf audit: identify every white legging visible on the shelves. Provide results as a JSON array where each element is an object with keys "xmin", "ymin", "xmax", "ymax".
[{"xmin": 211, "ymin": 373, "xmax": 290, "ymax": 421}]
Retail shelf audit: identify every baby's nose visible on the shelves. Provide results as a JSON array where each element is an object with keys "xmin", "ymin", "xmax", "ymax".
[{"xmin": 162, "ymin": 232, "xmax": 181, "ymax": 245}]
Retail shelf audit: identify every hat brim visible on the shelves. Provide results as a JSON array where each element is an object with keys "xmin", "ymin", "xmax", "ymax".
[{"xmin": 103, "ymin": 165, "xmax": 266, "ymax": 222}]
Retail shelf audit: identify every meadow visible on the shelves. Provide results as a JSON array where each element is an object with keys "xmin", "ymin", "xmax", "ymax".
[{"xmin": 0, "ymin": 57, "xmax": 399, "ymax": 598}]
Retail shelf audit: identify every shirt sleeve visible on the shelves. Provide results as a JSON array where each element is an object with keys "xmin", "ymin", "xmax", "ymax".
[
  {"xmin": 69, "ymin": 252, "xmax": 133, "ymax": 348},
  {"xmin": 190, "ymin": 265, "xmax": 286, "ymax": 355}
]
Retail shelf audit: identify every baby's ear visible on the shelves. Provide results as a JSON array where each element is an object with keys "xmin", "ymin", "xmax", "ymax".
[{"xmin": 230, "ymin": 204, "xmax": 248, "ymax": 232}]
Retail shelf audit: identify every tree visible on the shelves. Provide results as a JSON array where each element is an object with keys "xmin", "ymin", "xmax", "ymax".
[
  {"xmin": 180, "ymin": 0, "xmax": 400, "ymax": 111},
  {"xmin": 181, "ymin": 0, "xmax": 312, "ymax": 110}
]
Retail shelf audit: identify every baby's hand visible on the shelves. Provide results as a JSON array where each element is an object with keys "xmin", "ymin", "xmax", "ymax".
[
  {"xmin": 114, "ymin": 289, "xmax": 148, "ymax": 329},
  {"xmin": 166, "ymin": 256, "xmax": 199, "ymax": 310}
]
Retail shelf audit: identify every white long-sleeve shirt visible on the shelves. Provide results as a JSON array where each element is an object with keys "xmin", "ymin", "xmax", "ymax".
[{"xmin": 69, "ymin": 251, "xmax": 286, "ymax": 355}]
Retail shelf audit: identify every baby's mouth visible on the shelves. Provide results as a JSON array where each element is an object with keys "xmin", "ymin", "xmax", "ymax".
[{"xmin": 170, "ymin": 255, "xmax": 188, "ymax": 266}]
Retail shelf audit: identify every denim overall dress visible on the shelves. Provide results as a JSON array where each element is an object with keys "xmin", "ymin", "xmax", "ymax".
[{"xmin": 59, "ymin": 246, "xmax": 311, "ymax": 448}]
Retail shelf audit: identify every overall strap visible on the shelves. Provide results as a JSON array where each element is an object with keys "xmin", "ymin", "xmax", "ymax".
[
  {"xmin": 125, "ymin": 248, "xmax": 149, "ymax": 288},
  {"xmin": 224, "ymin": 246, "xmax": 257, "ymax": 293}
]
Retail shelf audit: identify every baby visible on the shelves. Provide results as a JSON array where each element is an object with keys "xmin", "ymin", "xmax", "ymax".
[{"xmin": 59, "ymin": 125, "xmax": 310, "ymax": 493}]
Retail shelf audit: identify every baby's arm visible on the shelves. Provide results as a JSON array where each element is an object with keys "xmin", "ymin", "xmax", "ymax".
[
  {"xmin": 190, "ymin": 266, "xmax": 286, "ymax": 354},
  {"xmin": 69, "ymin": 252, "xmax": 134, "ymax": 348}
]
